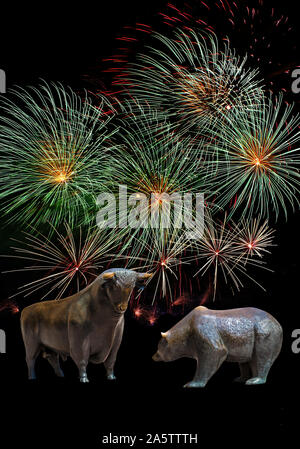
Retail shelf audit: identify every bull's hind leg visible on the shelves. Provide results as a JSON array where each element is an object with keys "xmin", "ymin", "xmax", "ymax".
[
  {"xmin": 43, "ymin": 351, "xmax": 64, "ymax": 377},
  {"xmin": 24, "ymin": 340, "xmax": 41, "ymax": 380}
]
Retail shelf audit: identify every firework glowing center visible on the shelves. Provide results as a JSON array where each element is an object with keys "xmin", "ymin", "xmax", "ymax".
[
  {"xmin": 39, "ymin": 157, "xmax": 75, "ymax": 185},
  {"xmin": 37, "ymin": 140, "xmax": 78, "ymax": 185},
  {"xmin": 53, "ymin": 170, "xmax": 72, "ymax": 184},
  {"xmin": 153, "ymin": 192, "xmax": 169, "ymax": 206},
  {"xmin": 251, "ymin": 155, "xmax": 273, "ymax": 173},
  {"xmin": 134, "ymin": 308, "xmax": 142, "ymax": 317},
  {"xmin": 242, "ymin": 144, "xmax": 274, "ymax": 173},
  {"xmin": 180, "ymin": 75, "xmax": 232, "ymax": 115},
  {"xmin": 137, "ymin": 174, "xmax": 175, "ymax": 198}
]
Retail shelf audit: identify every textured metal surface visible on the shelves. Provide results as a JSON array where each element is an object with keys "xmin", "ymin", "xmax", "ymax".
[
  {"xmin": 21, "ymin": 268, "xmax": 150, "ymax": 382},
  {"xmin": 101, "ymin": 268, "xmax": 139, "ymax": 288},
  {"xmin": 153, "ymin": 306, "xmax": 283, "ymax": 388}
]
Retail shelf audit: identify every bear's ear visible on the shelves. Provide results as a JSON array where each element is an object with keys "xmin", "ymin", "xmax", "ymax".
[{"xmin": 161, "ymin": 332, "xmax": 168, "ymax": 339}]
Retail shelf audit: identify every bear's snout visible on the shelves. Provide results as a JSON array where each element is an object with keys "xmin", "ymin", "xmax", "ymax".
[{"xmin": 152, "ymin": 351, "xmax": 161, "ymax": 362}]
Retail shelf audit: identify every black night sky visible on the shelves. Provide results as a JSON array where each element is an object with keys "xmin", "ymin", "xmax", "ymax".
[{"xmin": 0, "ymin": 0, "xmax": 299, "ymax": 446}]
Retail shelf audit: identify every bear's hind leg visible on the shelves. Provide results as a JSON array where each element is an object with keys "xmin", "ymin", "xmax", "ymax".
[
  {"xmin": 246, "ymin": 338, "xmax": 278, "ymax": 385},
  {"xmin": 246, "ymin": 356, "xmax": 271, "ymax": 385},
  {"xmin": 246, "ymin": 321, "xmax": 282, "ymax": 386},
  {"xmin": 234, "ymin": 362, "xmax": 252, "ymax": 383}
]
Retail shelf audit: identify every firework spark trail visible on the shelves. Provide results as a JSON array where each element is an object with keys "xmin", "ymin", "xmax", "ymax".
[
  {"xmin": 121, "ymin": 227, "xmax": 195, "ymax": 304},
  {"xmin": 204, "ymin": 94, "xmax": 300, "ymax": 220},
  {"xmin": 102, "ymin": 1, "xmax": 296, "ymax": 101},
  {"xmin": 0, "ymin": 300, "xmax": 19, "ymax": 314},
  {"xmin": 236, "ymin": 217, "xmax": 275, "ymax": 259},
  {"xmin": 1, "ymin": 6, "xmax": 294, "ymax": 311},
  {"xmin": 117, "ymin": 29, "xmax": 263, "ymax": 135},
  {"xmin": 132, "ymin": 304, "xmax": 158, "ymax": 326},
  {"xmin": 192, "ymin": 214, "xmax": 274, "ymax": 299},
  {"xmin": 99, "ymin": 101, "xmax": 214, "ymax": 260},
  {"xmin": 3, "ymin": 224, "xmax": 120, "ymax": 300},
  {"xmin": 0, "ymin": 81, "xmax": 118, "ymax": 231}
]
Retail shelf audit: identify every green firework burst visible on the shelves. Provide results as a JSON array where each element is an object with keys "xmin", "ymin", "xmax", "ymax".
[
  {"xmin": 205, "ymin": 94, "xmax": 300, "ymax": 220},
  {"xmin": 0, "ymin": 81, "xmax": 118, "ymax": 231},
  {"xmin": 119, "ymin": 29, "xmax": 263, "ymax": 133},
  {"xmin": 97, "ymin": 102, "xmax": 213, "ymax": 259}
]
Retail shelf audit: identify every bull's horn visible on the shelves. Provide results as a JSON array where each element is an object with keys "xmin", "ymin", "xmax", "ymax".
[
  {"xmin": 102, "ymin": 272, "xmax": 115, "ymax": 280},
  {"xmin": 161, "ymin": 332, "xmax": 168, "ymax": 338},
  {"xmin": 138, "ymin": 272, "xmax": 153, "ymax": 280}
]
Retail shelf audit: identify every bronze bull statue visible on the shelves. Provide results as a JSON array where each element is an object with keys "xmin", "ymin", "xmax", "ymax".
[
  {"xmin": 21, "ymin": 268, "xmax": 151, "ymax": 382},
  {"xmin": 153, "ymin": 306, "xmax": 283, "ymax": 388}
]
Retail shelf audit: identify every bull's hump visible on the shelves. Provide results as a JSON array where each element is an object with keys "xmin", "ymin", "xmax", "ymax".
[{"xmin": 102, "ymin": 268, "xmax": 137, "ymax": 287}]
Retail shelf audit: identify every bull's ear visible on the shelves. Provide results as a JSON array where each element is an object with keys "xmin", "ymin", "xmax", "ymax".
[
  {"xmin": 137, "ymin": 272, "xmax": 153, "ymax": 281},
  {"xmin": 136, "ymin": 272, "xmax": 153, "ymax": 291},
  {"xmin": 102, "ymin": 272, "xmax": 115, "ymax": 280}
]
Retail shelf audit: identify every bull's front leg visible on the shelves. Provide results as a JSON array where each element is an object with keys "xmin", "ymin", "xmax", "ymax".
[
  {"xmin": 104, "ymin": 318, "xmax": 124, "ymax": 380},
  {"xmin": 69, "ymin": 334, "xmax": 91, "ymax": 383}
]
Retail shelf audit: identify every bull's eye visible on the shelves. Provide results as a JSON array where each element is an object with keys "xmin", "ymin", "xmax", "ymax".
[{"xmin": 101, "ymin": 281, "xmax": 115, "ymax": 289}]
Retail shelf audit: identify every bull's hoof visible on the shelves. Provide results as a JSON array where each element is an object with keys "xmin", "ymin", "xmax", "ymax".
[
  {"xmin": 107, "ymin": 373, "xmax": 116, "ymax": 381},
  {"xmin": 245, "ymin": 377, "xmax": 266, "ymax": 385},
  {"xmin": 184, "ymin": 380, "xmax": 206, "ymax": 388},
  {"xmin": 80, "ymin": 377, "xmax": 89, "ymax": 383}
]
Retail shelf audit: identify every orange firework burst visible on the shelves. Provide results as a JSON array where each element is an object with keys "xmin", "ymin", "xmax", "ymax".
[
  {"xmin": 3, "ymin": 224, "xmax": 119, "ymax": 300},
  {"xmin": 0, "ymin": 82, "xmax": 117, "ymax": 230}
]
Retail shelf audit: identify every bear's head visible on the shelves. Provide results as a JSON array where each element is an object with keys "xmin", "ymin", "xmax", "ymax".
[{"xmin": 152, "ymin": 330, "xmax": 188, "ymax": 362}]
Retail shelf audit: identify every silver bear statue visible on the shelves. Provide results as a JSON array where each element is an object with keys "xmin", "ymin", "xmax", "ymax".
[{"xmin": 153, "ymin": 306, "xmax": 283, "ymax": 388}]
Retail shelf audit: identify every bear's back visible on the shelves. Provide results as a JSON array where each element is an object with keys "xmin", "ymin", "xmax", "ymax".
[{"xmin": 192, "ymin": 306, "xmax": 281, "ymax": 341}]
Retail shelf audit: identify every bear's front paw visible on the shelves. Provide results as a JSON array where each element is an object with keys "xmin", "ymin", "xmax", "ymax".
[
  {"xmin": 184, "ymin": 380, "xmax": 206, "ymax": 388},
  {"xmin": 245, "ymin": 377, "xmax": 266, "ymax": 385}
]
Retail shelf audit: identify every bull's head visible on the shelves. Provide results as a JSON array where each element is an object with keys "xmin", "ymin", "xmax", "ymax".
[{"xmin": 100, "ymin": 269, "xmax": 152, "ymax": 314}]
